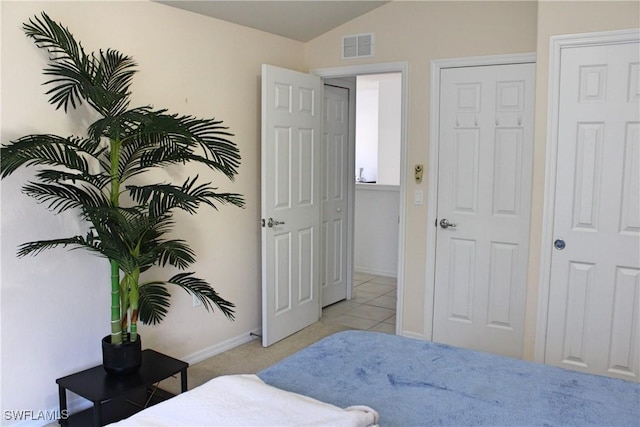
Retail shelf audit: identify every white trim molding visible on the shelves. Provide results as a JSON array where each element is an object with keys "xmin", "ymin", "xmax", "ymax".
[
  {"xmin": 185, "ymin": 327, "xmax": 262, "ymax": 365},
  {"xmin": 425, "ymin": 52, "xmax": 536, "ymax": 341},
  {"xmin": 312, "ymin": 62, "xmax": 409, "ymax": 336},
  {"xmin": 534, "ymin": 28, "xmax": 640, "ymax": 363}
]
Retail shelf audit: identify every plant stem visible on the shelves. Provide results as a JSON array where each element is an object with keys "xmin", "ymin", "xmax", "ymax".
[
  {"xmin": 110, "ymin": 260, "xmax": 122, "ymax": 344},
  {"xmin": 120, "ymin": 275, "xmax": 129, "ymax": 337},
  {"xmin": 129, "ymin": 269, "xmax": 140, "ymax": 342},
  {"xmin": 110, "ymin": 138, "xmax": 121, "ymax": 206},
  {"xmin": 110, "ymin": 138, "xmax": 122, "ymax": 343}
]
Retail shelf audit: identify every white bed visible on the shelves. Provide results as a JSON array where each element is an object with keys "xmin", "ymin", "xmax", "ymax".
[{"xmin": 108, "ymin": 373, "xmax": 378, "ymax": 427}]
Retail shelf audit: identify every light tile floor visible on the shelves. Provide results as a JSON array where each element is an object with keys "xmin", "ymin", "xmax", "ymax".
[{"xmin": 321, "ymin": 273, "xmax": 396, "ymax": 334}]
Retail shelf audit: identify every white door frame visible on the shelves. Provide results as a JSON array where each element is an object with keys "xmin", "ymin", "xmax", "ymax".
[
  {"xmin": 425, "ymin": 53, "xmax": 536, "ymax": 341},
  {"xmin": 534, "ymin": 29, "xmax": 640, "ymax": 363},
  {"xmin": 311, "ymin": 62, "xmax": 408, "ymax": 334}
]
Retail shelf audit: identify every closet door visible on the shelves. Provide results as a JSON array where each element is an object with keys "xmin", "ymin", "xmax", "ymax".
[
  {"xmin": 321, "ymin": 84, "xmax": 350, "ymax": 307},
  {"xmin": 433, "ymin": 63, "xmax": 535, "ymax": 358},
  {"xmin": 544, "ymin": 40, "xmax": 640, "ymax": 381}
]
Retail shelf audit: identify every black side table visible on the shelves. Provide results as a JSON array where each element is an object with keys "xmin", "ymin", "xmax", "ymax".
[{"xmin": 56, "ymin": 349, "xmax": 188, "ymax": 426}]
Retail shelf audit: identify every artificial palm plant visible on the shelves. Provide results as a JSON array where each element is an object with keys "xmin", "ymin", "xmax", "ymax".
[{"xmin": 1, "ymin": 12, "xmax": 244, "ymax": 347}]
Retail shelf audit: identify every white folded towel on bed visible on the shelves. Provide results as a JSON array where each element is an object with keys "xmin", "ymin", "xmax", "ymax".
[{"xmin": 108, "ymin": 374, "xmax": 379, "ymax": 427}]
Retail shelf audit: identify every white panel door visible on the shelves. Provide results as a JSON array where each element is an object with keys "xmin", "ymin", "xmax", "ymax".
[
  {"xmin": 433, "ymin": 63, "xmax": 535, "ymax": 358},
  {"xmin": 322, "ymin": 84, "xmax": 350, "ymax": 307},
  {"xmin": 261, "ymin": 64, "xmax": 322, "ymax": 347},
  {"xmin": 545, "ymin": 42, "xmax": 640, "ymax": 381}
]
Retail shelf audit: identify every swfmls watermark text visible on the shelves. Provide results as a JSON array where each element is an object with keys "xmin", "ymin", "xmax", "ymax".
[{"xmin": 4, "ymin": 409, "xmax": 69, "ymax": 422}]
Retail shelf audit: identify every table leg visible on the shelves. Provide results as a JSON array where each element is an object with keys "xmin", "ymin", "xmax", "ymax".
[
  {"xmin": 92, "ymin": 401, "xmax": 102, "ymax": 427},
  {"xmin": 58, "ymin": 386, "xmax": 68, "ymax": 426},
  {"xmin": 180, "ymin": 368, "xmax": 188, "ymax": 393}
]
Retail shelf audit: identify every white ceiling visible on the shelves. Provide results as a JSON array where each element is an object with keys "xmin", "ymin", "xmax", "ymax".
[{"xmin": 156, "ymin": 1, "xmax": 389, "ymax": 42}]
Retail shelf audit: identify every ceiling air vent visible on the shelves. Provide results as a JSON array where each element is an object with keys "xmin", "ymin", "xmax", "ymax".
[{"xmin": 342, "ymin": 33, "xmax": 374, "ymax": 59}]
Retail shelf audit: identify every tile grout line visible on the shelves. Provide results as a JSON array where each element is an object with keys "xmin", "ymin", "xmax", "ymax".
[{"xmin": 322, "ymin": 274, "xmax": 397, "ymax": 333}]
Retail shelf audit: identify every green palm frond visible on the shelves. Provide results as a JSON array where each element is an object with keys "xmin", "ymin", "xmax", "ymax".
[
  {"xmin": 128, "ymin": 214, "xmax": 196, "ymax": 271},
  {"xmin": 23, "ymin": 13, "xmax": 93, "ymax": 112},
  {"xmin": 17, "ymin": 235, "xmax": 103, "ymax": 258},
  {"xmin": 41, "ymin": 60, "xmax": 95, "ymax": 112},
  {"xmin": 138, "ymin": 283, "xmax": 171, "ymax": 325},
  {"xmin": 88, "ymin": 106, "xmax": 150, "ymax": 143},
  {"xmin": 22, "ymin": 181, "xmax": 109, "ymax": 215},
  {"xmin": 127, "ymin": 176, "xmax": 245, "ymax": 218},
  {"xmin": 35, "ymin": 168, "xmax": 111, "ymax": 190},
  {"xmin": 126, "ymin": 110, "xmax": 241, "ymax": 178},
  {"xmin": 88, "ymin": 205, "xmax": 150, "ymax": 242},
  {"xmin": 22, "ymin": 13, "xmax": 85, "ymax": 69},
  {"xmin": 95, "ymin": 241, "xmax": 134, "ymax": 272},
  {"xmin": 84, "ymin": 207, "xmax": 195, "ymax": 273},
  {"xmin": 172, "ymin": 115, "xmax": 240, "ymax": 180},
  {"xmin": 167, "ymin": 272, "xmax": 235, "ymax": 320},
  {"xmin": 145, "ymin": 239, "xmax": 196, "ymax": 270},
  {"xmin": 88, "ymin": 108, "xmax": 243, "ymax": 186},
  {"xmin": 23, "ymin": 12, "xmax": 137, "ymax": 115},
  {"xmin": 96, "ymin": 48, "xmax": 137, "ymax": 115},
  {"xmin": 83, "ymin": 208, "xmax": 145, "ymax": 273},
  {"xmin": 0, "ymin": 135, "xmax": 101, "ymax": 179},
  {"xmin": 137, "ymin": 140, "xmax": 190, "ymax": 169},
  {"xmin": 138, "ymin": 273, "xmax": 235, "ymax": 324}
]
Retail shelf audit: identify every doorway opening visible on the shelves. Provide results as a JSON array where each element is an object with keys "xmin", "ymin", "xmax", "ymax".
[{"xmin": 315, "ymin": 64, "xmax": 407, "ymax": 335}]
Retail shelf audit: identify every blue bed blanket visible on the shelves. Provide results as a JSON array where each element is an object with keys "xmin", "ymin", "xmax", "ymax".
[{"xmin": 258, "ymin": 331, "xmax": 640, "ymax": 426}]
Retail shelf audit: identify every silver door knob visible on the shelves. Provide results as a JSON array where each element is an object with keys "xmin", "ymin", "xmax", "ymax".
[
  {"xmin": 439, "ymin": 218, "xmax": 457, "ymax": 229},
  {"xmin": 267, "ymin": 217, "xmax": 285, "ymax": 228}
]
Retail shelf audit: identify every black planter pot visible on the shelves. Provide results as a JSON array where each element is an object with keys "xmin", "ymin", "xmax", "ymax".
[{"xmin": 101, "ymin": 334, "xmax": 142, "ymax": 376}]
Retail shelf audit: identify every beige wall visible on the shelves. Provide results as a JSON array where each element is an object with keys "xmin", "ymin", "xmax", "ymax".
[
  {"xmin": 306, "ymin": 1, "xmax": 539, "ymax": 338},
  {"xmin": 524, "ymin": 0, "xmax": 640, "ymax": 359},
  {"xmin": 1, "ymin": 0, "xmax": 304, "ymax": 417}
]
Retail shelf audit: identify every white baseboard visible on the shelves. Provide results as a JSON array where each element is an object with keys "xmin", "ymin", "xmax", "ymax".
[
  {"xmin": 354, "ymin": 266, "xmax": 397, "ymax": 278},
  {"xmin": 401, "ymin": 331, "xmax": 426, "ymax": 341},
  {"xmin": 11, "ymin": 328, "xmax": 262, "ymax": 427},
  {"xmin": 181, "ymin": 327, "xmax": 262, "ymax": 365}
]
